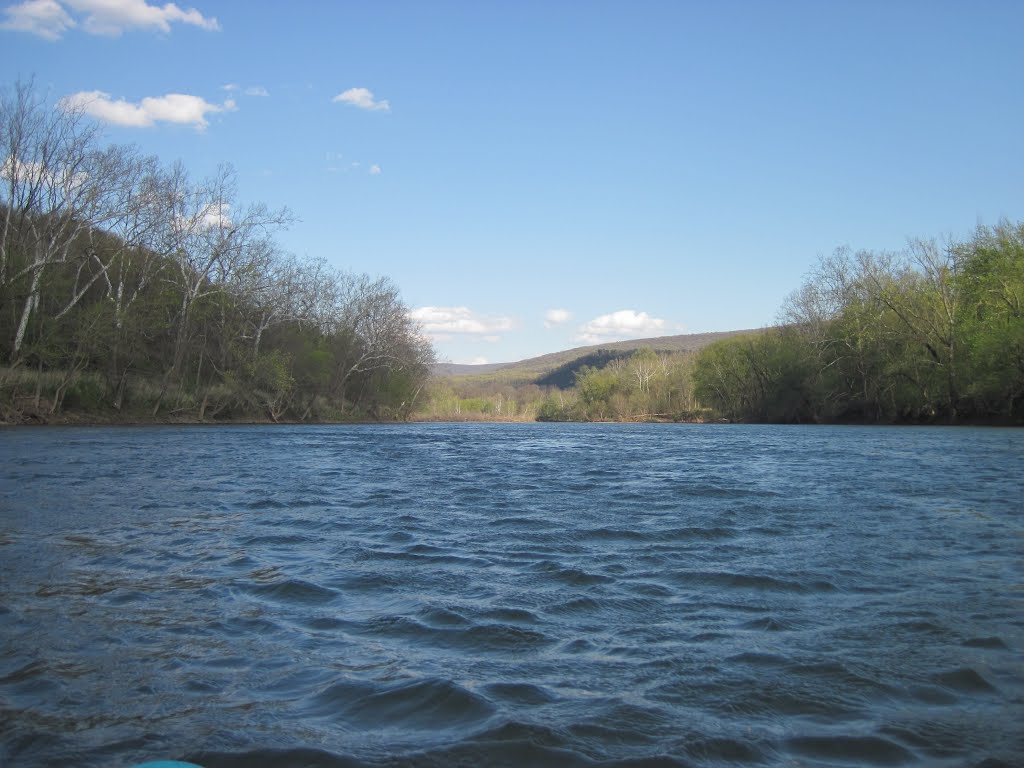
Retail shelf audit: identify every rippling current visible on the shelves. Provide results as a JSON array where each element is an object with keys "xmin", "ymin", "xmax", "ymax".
[{"xmin": 1, "ymin": 424, "xmax": 1022, "ymax": 767}]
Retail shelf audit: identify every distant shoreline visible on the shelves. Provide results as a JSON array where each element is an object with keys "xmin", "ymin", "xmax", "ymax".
[{"xmin": 5, "ymin": 411, "xmax": 1016, "ymax": 428}]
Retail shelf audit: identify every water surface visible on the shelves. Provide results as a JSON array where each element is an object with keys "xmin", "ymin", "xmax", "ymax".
[{"xmin": 1, "ymin": 424, "xmax": 1022, "ymax": 766}]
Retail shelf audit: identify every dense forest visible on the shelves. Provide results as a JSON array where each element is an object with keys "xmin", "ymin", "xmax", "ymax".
[
  {"xmin": 692, "ymin": 223, "xmax": 1024, "ymax": 424},
  {"xmin": 1, "ymin": 80, "xmax": 433, "ymax": 423}
]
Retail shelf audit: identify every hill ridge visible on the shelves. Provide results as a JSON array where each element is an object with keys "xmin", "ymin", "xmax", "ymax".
[{"xmin": 432, "ymin": 329, "xmax": 760, "ymax": 378}]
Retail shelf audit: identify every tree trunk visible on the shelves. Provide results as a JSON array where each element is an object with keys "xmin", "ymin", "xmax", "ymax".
[{"xmin": 11, "ymin": 266, "xmax": 42, "ymax": 361}]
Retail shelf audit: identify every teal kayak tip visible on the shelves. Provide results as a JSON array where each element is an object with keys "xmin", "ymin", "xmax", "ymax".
[{"xmin": 130, "ymin": 763, "xmax": 203, "ymax": 768}]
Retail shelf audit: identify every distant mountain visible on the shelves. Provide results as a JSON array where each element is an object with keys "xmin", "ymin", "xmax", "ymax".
[
  {"xmin": 431, "ymin": 329, "xmax": 761, "ymax": 382},
  {"xmin": 430, "ymin": 361, "xmax": 511, "ymax": 376},
  {"xmin": 533, "ymin": 349, "xmax": 634, "ymax": 389}
]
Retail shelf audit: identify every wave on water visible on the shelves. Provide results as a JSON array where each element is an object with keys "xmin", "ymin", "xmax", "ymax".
[{"xmin": 1, "ymin": 423, "xmax": 1022, "ymax": 767}]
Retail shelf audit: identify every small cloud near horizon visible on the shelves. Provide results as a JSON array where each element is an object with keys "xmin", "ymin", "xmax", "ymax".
[
  {"xmin": 576, "ymin": 309, "xmax": 680, "ymax": 344},
  {"xmin": 544, "ymin": 308, "xmax": 572, "ymax": 328},
  {"xmin": 409, "ymin": 306, "xmax": 515, "ymax": 341},
  {"xmin": 332, "ymin": 87, "xmax": 390, "ymax": 112}
]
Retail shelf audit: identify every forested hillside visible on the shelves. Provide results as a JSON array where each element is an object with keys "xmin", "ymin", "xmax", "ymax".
[
  {"xmin": 1, "ymin": 80, "xmax": 432, "ymax": 423},
  {"xmin": 418, "ymin": 331, "xmax": 752, "ymax": 421},
  {"xmin": 421, "ymin": 224, "xmax": 1023, "ymax": 425},
  {"xmin": 693, "ymin": 223, "xmax": 1024, "ymax": 424}
]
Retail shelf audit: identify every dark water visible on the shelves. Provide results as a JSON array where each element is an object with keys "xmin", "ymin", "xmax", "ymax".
[{"xmin": 1, "ymin": 424, "xmax": 1022, "ymax": 767}]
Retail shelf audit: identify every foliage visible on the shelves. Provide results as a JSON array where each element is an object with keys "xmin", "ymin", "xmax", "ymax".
[
  {"xmin": 694, "ymin": 222, "xmax": 1024, "ymax": 424},
  {"xmin": 0, "ymin": 79, "xmax": 433, "ymax": 423},
  {"xmin": 417, "ymin": 378, "xmax": 547, "ymax": 421}
]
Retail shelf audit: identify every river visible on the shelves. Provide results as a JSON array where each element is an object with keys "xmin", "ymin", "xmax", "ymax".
[{"xmin": 1, "ymin": 423, "xmax": 1021, "ymax": 767}]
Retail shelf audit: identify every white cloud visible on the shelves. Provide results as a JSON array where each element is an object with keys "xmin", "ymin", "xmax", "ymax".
[
  {"xmin": 60, "ymin": 90, "xmax": 235, "ymax": 131},
  {"xmin": 64, "ymin": 0, "xmax": 219, "ymax": 36},
  {"xmin": 2, "ymin": 0, "xmax": 218, "ymax": 39},
  {"xmin": 576, "ymin": 309, "xmax": 678, "ymax": 344},
  {"xmin": 1, "ymin": 154, "xmax": 88, "ymax": 191},
  {"xmin": 463, "ymin": 357, "xmax": 489, "ymax": 365},
  {"xmin": 369, "ymin": 164, "xmax": 382, "ymax": 175},
  {"xmin": 221, "ymin": 83, "xmax": 239, "ymax": 92},
  {"xmin": 196, "ymin": 201, "xmax": 229, "ymax": 229},
  {"xmin": 0, "ymin": 0, "xmax": 75, "ymax": 40},
  {"xmin": 409, "ymin": 306, "xmax": 515, "ymax": 339},
  {"xmin": 544, "ymin": 308, "xmax": 572, "ymax": 328},
  {"xmin": 332, "ymin": 87, "xmax": 390, "ymax": 112},
  {"xmin": 171, "ymin": 200, "xmax": 229, "ymax": 235}
]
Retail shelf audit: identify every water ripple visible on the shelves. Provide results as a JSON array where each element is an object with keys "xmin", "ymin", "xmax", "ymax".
[{"xmin": 1, "ymin": 423, "xmax": 1022, "ymax": 767}]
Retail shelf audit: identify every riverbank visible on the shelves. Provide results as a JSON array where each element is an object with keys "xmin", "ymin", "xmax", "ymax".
[
  {"xmin": 0, "ymin": 367, "xmax": 401, "ymax": 427},
  {"xmin": 7, "ymin": 408, "xmax": 1016, "ymax": 428},
  {"xmin": 0, "ymin": 399, "xmax": 383, "ymax": 427}
]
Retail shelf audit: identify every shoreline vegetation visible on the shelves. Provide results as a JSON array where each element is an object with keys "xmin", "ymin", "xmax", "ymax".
[
  {"xmin": 2, "ymin": 78, "xmax": 1021, "ymax": 428},
  {"xmin": 416, "ymin": 218, "xmax": 1023, "ymax": 427},
  {"xmin": 2, "ymin": 78, "xmax": 433, "ymax": 428}
]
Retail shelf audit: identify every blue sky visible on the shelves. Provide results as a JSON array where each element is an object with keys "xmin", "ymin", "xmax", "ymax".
[{"xmin": 3, "ymin": 1, "xmax": 1022, "ymax": 364}]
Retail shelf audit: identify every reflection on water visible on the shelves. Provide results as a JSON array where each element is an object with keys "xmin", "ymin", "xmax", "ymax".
[{"xmin": 1, "ymin": 423, "xmax": 1022, "ymax": 767}]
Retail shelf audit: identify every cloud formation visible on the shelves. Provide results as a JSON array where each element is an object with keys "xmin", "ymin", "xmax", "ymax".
[
  {"xmin": 409, "ymin": 306, "xmax": 514, "ymax": 340},
  {"xmin": 0, "ymin": 0, "xmax": 74, "ymax": 40},
  {"xmin": 544, "ymin": 308, "xmax": 572, "ymax": 328},
  {"xmin": 576, "ymin": 309, "xmax": 676, "ymax": 344},
  {"xmin": 196, "ymin": 201, "xmax": 230, "ymax": 230},
  {"xmin": 369, "ymin": 164, "xmax": 382, "ymax": 175},
  {"xmin": 69, "ymin": 0, "xmax": 218, "ymax": 35},
  {"xmin": 1, "ymin": 155, "xmax": 87, "ymax": 191},
  {"xmin": 60, "ymin": 90, "xmax": 235, "ymax": 130},
  {"xmin": 332, "ymin": 87, "xmax": 390, "ymax": 112},
  {"xmin": 1, "ymin": 0, "xmax": 219, "ymax": 39}
]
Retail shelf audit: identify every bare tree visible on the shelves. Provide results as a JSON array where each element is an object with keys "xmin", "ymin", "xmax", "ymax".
[
  {"xmin": 630, "ymin": 347, "xmax": 658, "ymax": 394},
  {"xmin": 228, "ymin": 250, "xmax": 339, "ymax": 356},
  {"xmin": 0, "ymin": 78, "xmax": 109, "ymax": 361},
  {"xmin": 327, "ymin": 273, "xmax": 433, "ymax": 411},
  {"xmin": 159, "ymin": 164, "xmax": 292, "ymax": 386}
]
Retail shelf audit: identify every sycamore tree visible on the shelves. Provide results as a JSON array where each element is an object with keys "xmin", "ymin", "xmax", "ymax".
[{"xmin": 1, "ymin": 79, "xmax": 111, "ymax": 361}]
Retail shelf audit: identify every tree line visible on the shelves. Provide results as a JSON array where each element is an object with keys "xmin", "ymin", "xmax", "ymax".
[
  {"xmin": 535, "ymin": 348, "xmax": 701, "ymax": 421},
  {"xmin": 424, "ymin": 221, "xmax": 1022, "ymax": 426},
  {"xmin": 692, "ymin": 222, "xmax": 1024, "ymax": 424},
  {"xmin": 1, "ymin": 79, "xmax": 432, "ymax": 422},
  {"xmin": 415, "ymin": 350, "xmax": 703, "ymax": 423}
]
